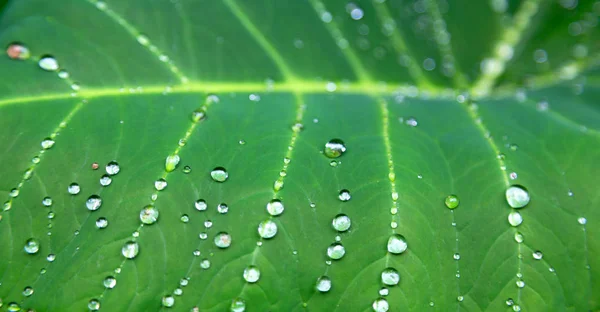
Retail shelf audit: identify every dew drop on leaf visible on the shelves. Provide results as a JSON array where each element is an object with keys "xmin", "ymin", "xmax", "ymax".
[
  {"xmin": 46, "ymin": 253, "xmax": 55, "ymax": 262},
  {"xmin": 315, "ymin": 276, "xmax": 332, "ymax": 292},
  {"xmin": 88, "ymin": 299, "xmax": 100, "ymax": 311},
  {"xmin": 22, "ymin": 286, "xmax": 33, "ymax": 297},
  {"xmin": 191, "ymin": 109, "xmax": 207, "ymax": 122},
  {"xmin": 38, "ymin": 55, "xmax": 58, "ymax": 71},
  {"xmin": 210, "ymin": 167, "xmax": 228, "ymax": 182},
  {"xmin": 444, "ymin": 195, "xmax": 459, "ymax": 209},
  {"xmin": 514, "ymin": 232, "xmax": 524, "ymax": 243},
  {"xmin": 516, "ymin": 280, "xmax": 525, "ymax": 288},
  {"xmin": 6, "ymin": 43, "xmax": 30, "ymax": 60},
  {"xmin": 230, "ymin": 298, "xmax": 246, "ymax": 312},
  {"xmin": 258, "ymin": 220, "xmax": 277, "ymax": 239},
  {"xmin": 381, "ymin": 268, "xmax": 400, "ymax": 286},
  {"xmin": 532, "ymin": 251, "xmax": 543, "ymax": 260},
  {"xmin": 372, "ymin": 298, "xmax": 389, "ymax": 312},
  {"xmin": 103, "ymin": 276, "xmax": 116, "ymax": 289},
  {"xmin": 139, "ymin": 205, "xmax": 159, "ymax": 225},
  {"xmin": 96, "ymin": 217, "xmax": 108, "ymax": 229},
  {"xmin": 67, "ymin": 183, "xmax": 80, "ymax": 195},
  {"xmin": 324, "ymin": 139, "xmax": 346, "ymax": 158},
  {"xmin": 379, "ymin": 287, "xmax": 389, "ymax": 296},
  {"xmin": 86, "ymin": 195, "xmax": 102, "ymax": 211},
  {"xmin": 183, "ymin": 165, "xmax": 192, "ymax": 174},
  {"xmin": 387, "ymin": 234, "xmax": 407, "ymax": 254},
  {"xmin": 508, "ymin": 211, "xmax": 523, "ymax": 226},
  {"xmin": 506, "ymin": 185, "xmax": 530, "ymax": 208},
  {"xmin": 214, "ymin": 232, "xmax": 232, "ymax": 248},
  {"xmin": 200, "ymin": 259, "xmax": 211, "ymax": 269},
  {"xmin": 154, "ymin": 178, "xmax": 167, "ymax": 191},
  {"xmin": 105, "ymin": 161, "xmax": 120, "ymax": 176},
  {"xmin": 578, "ymin": 217, "xmax": 587, "ymax": 225},
  {"xmin": 338, "ymin": 189, "xmax": 351, "ymax": 201},
  {"xmin": 326, "ymin": 242, "xmax": 345, "ymax": 260},
  {"xmin": 405, "ymin": 117, "xmax": 418, "ymax": 127},
  {"xmin": 121, "ymin": 241, "xmax": 139, "ymax": 259},
  {"xmin": 161, "ymin": 295, "xmax": 175, "ymax": 307},
  {"xmin": 266, "ymin": 199, "xmax": 284, "ymax": 216},
  {"xmin": 180, "ymin": 214, "xmax": 189, "ymax": 223},
  {"xmin": 195, "ymin": 199, "xmax": 207, "ymax": 211},
  {"xmin": 332, "ymin": 214, "xmax": 351, "ymax": 232},
  {"xmin": 9, "ymin": 188, "xmax": 18, "ymax": 198},
  {"xmin": 165, "ymin": 154, "xmax": 180, "ymax": 172},
  {"xmin": 217, "ymin": 203, "xmax": 229, "ymax": 214},
  {"xmin": 243, "ymin": 265, "xmax": 260, "ymax": 283},
  {"xmin": 42, "ymin": 196, "xmax": 53, "ymax": 207},
  {"xmin": 99, "ymin": 174, "xmax": 112, "ymax": 186},
  {"xmin": 204, "ymin": 220, "xmax": 213, "ymax": 228},
  {"xmin": 41, "ymin": 138, "xmax": 55, "ymax": 149}
]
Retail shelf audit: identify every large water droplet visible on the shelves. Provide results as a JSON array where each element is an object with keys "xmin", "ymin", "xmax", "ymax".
[
  {"xmin": 6, "ymin": 43, "xmax": 30, "ymax": 60},
  {"xmin": 140, "ymin": 205, "xmax": 159, "ymax": 225},
  {"xmin": 162, "ymin": 295, "xmax": 175, "ymax": 307},
  {"xmin": 230, "ymin": 298, "xmax": 246, "ymax": 312},
  {"xmin": 315, "ymin": 276, "xmax": 332, "ymax": 292},
  {"xmin": 332, "ymin": 214, "xmax": 351, "ymax": 232},
  {"xmin": 214, "ymin": 232, "xmax": 232, "ymax": 248},
  {"xmin": 243, "ymin": 266, "xmax": 260, "ymax": 283},
  {"xmin": 165, "ymin": 155, "xmax": 180, "ymax": 172},
  {"xmin": 122, "ymin": 241, "xmax": 139, "ymax": 259},
  {"xmin": 103, "ymin": 276, "xmax": 116, "ymax": 289},
  {"xmin": 381, "ymin": 268, "xmax": 400, "ymax": 286},
  {"xmin": 96, "ymin": 217, "xmax": 108, "ymax": 229},
  {"xmin": 106, "ymin": 161, "xmax": 120, "ymax": 176},
  {"xmin": 506, "ymin": 185, "xmax": 530, "ymax": 208},
  {"xmin": 258, "ymin": 220, "xmax": 277, "ymax": 239},
  {"xmin": 338, "ymin": 189, "xmax": 351, "ymax": 201},
  {"xmin": 508, "ymin": 211, "xmax": 523, "ymax": 226},
  {"xmin": 155, "ymin": 178, "xmax": 167, "ymax": 191},
  {"xmin": 324, "ymin": 139, "xmax": 346, "ymax": 158},
  {"xmin": 326, "ymin": 242, "xmax": 345, "ymax": 260},
  {"xmin": 387, "ymin": 234, "xmax": 407, "ymax": 254},
  {"xmin": 210, "ymin": 167, "xmax": 228, "ymax": 182},
  {"xmin": 195, "ymin": 199, "xmax": 207, "ymax": 211},
  {"xmin": 86, "ymin": 195, "xmax": 102, "ymax": 211},
  {"xmin": 24, "ymin": 238, "xmax": 40, "ymax": 254},
  {"xmin": 39, "ymin": 55, "xmax": 59, "ymax": 71},
  {"xmin": 445, "ymin": 195, "xmax": 459, "ymax": 209},
  {"xmin": 88, "ymin": 299, "xmax": 101, "ymax": 311},
  {"xmin": 372, "ymin": 298, "xmax": 389, "ymax": 312},
  {"xmin": 266, "ymin": 199, "xmax": 284, "ymax": 216},
  {"xmin": 67, "ymin": 183, "xmax": 80, "ymax": 195}
]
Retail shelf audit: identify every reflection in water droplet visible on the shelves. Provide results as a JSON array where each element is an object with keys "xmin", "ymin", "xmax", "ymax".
[
  {"xmin": 103, "ymin": 276, "xmax": 116, "ymax": 289},
  {"xmin": 508, "ymin": 211, "xmax": 523, "ymax": 226},
  {"xmin": 140, "ymin": 205, "xmax": 159, "ymax": 225},
  {"xmin": 165, "ymin": 154, "xmax": 180, "ymax": 172},
  {"xmin": 381, "ymin": 268, "xmax": 400, "ymax": 286},
  {"xmin": 204, "ymin": 220, "xmax": 213, "ymax": 228},
  {"xmin": 372, "ymin": 298, "xmax": 389, "ymax": 312},
  {"xmin": 6, "ymin": 43, "xmax": 30, "ymax": 60},
  {"xmin": 68, "ymin": 183, "xmax": 80, "ymax": 195},
  {"xmin": 387, "ymin": 234, "xmax": 407, "ymax": 254},
  {"xmin": 230, "ymin": 298, "xmax": 246, "ymax": 312},
  {"xmin": 243, "ymin": 266, "xmax": 260, "ymax": 283},
  {"xmin": 338, "ymin": 189, "xmax": 351, "ymax": 201},
  {"xmin": 24, "ymin": 238, "xmax": 40, "ymax": 254},
  {"xmin": 106, "ymin": 161, "xmax": 120, "ymax": 175},
  {"xmin": 327, "ymin": 242, "xmax": 345, "ymax": 260},
  {"xmin": 39, "ymin": 56, "xmax": 59, "ymax": 71},
  {"xmin": 532, "ymin": 251, "xmax": 543, "ymax": 260},
  {"xmin": 86, "ymin": 195, "xmax": 102, "ymax": 211},
  {"xmin": 122, "ymin": 241, "xmax": 139, "ymax": 259},
  {"xmin": 445, "ymin": 195, "xmax": 459, "ymax": 209},
  {"xmin": 266, "ymin": 199, "xmax": 284, "ymax": 216},
  {"xmin": 453, "ymin": 253, "xmax": 461, "ymax": 260},
  {"xmin": 210, "ymin": 167, "xmax": 228, "ymax": 182},
  {"xmin": 214, "ymin": 232, "xmax": 232, "ymax": 248},
  {"xmin": 332, "ymin": 214, "xmax": 351, "ymax": 232},
  {"xmin": 324, "ymin": 139, "xmax": 346, "ymax": 158},
  {"xmin": 96, "ymin": 217, "xmax": 108, "ymax": 229},
  {"xmin": 316, "ymin": 276, "xmax": 332, "ymax": 292},
  {"xmin": 88, "ymin": 299, "xmax": 100, "ymax": 311},
  {"xmin": 506, "ymin": 185, "xmax": 530, "ymax": 208},
  {"xmin": 258, "ymin": 220, "xmax": 278, "ymax": 239},
  {"xmin": 155, "ymin": 178, "xmax": 167, "ymax": 191}
]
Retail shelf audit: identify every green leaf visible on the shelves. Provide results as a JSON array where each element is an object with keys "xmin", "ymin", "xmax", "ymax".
[{"xmin": 0, "ymin": 0, "xmax": 599, "ymax": 311}]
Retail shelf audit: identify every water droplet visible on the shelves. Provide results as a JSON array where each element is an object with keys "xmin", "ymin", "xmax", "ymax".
[
  {"xmin": 231, "ymin": 298, "xmax": 246, "ymax": 312},
  {"xmin": 200, "ymin": 259, "xmax": 211, "ymax": 269},
  {"xmin": 86, "ymin": 195, "xmax": 102, "ymax": 211},
  {"xmin": 7, "ymin": 302, "xmax": 20, "ymax": 311},
  {"xmin": 514, "ymin": 232, "xmax": 524, "ymax": 243},
  {"xmin": 139, "ymin": 205, "xmax": 159, "ymax": 225},
  {"xmin": 204, "ymin": 220, "xmax": 213, "ymax": 228},
  {"xmin": 96, "ymin": 217, "xmax": 108, "ymax": 229},
  {"xmin": 180, "ymin": 214, "xmax": 189, "ymax": 223},
  {"xmin": 42, "ymin": 197, "xmax": 53, "ymax": 207},
  {"xmin": 195, "ymin": 199, "xmax": 207, "ymax": 211},
  {"xmin": 532, "ymin": 251, "xmax": 543, "ymax": 260},
  {"xmin": 162, "ymin": 295, "xmax": 175, "ymax": 307},
  {"xmin": 103, "ymin": 276, "xmax": 116, "ymax": 289},
  {"xmin": 165, "ymin": 155, "xmax": 180, "ymax": 172},
  {"xmin": 92, "ymin": 162, "xmax": 99, "ymax": 170},
  {"xmin": 516, "ymin": 280, "xmax": 525, "ymax": 288},
  {"xmin": 32, "ymin": 156, "xmax": 40, "ymax": 164},
  {"xmin": 457, "ymin": 295, "xmax": 464, "ymax": 302},
  {"xmin": 513, "ymin": 305, "xmax": 521, "ymax": 311},
  {"xmin": 243, "ymin": 265, "xmax": 260, "ymax": 283},
  {"xmin": 67, "ymin": 183, "xmax": 80, "ymax": 195},
  {"xmin": 173, "ymin": 288, "xmax": 183, "ymax": 296},
  {"xmin": 258, "ymin": 220, "xmax": 277, "ymax": 239},
  {"xmin": 453, "ymin": 253, "xmax": 461, "ymax": 260},
  {"xmin": 445, "ymin": 195, "xmax": 459, "ymax": 209},
  {"xmin": 45, "ymin": 253, "xmax": 56, "ymax": 262},
  {"xmin": 387, "ymin": 234, "xmax": 407, "ymax": 254},
  {"xmin": 338, "ymin": 189, "xmax": 351, "ymax": 201},
  {"xmin": 183, "ymin": 166, "xmax": 191, "ymax": 174},
  {"xmin": 508, "ymin": 211, "xmax": 523, "ymax": 226},
  {"xmin": 99, "ymin": 174, "xmax": 112, "ymax": 187},
  {"xmin": 155, "ymin": 178, "xmax": 167, "ymax": 191},
  {"xmin": 39, "ymin": 55, "xmax": 59, "ymax": 71},
  {"xmin": 372, "ymin": 298, "xmax": 389, "ymax": 312},
  {"xmin": 22, "ymin": 286, "xmax": 33, "ymax": 297},
  {"xmin": 6, "ymin": 43, "xmax": 30, "ymax": 60},
  {"xmin": 41, "ymin": 138, "xmax": 55, "ymax": 149},
  {"xmin": 105, "ymin": 161, "xmax": 120, "ymax": 176},
  {"xmin": 578, "ymin": 217, "xmax": 587, "ymax": 225},
  {"xmin": 405, "ymin": 117, "xmax": 418, "ymax": 127},
  {"xmin": 217, "ymin": 203, "xmax": 229, "ymax": 214},
  {"xmin": 326, "ymin": 242, "xmax": 345, "ymax": 260},
  {"xmin": 88, "ymin": 299, "xmax": 100, "ymax": 311},
  {"xmin": 324, "ymin": 139, "xmax": 346, "ymax": 158},
  {"xmin": 505, "ymin": 185, "xmax": 530, "ymax": 208},
  {"xmin": 332, "ymin": 214, "xmax": 351, "ymax": 232},
  {"xmin": 214, "ymin": 232, "xmax": 232, "ymax": 248},
  {"xmin": 266, "ymin": 199, "xmax": 284, "ymax": 216},
  {"xmin": 379, "ymin": 287, "xmax": 389, "ymax": 296},
  {"xmin": 315, "ymin": 276, "xmax": 332, "ymax": 292},
  {"xmin": 8, "ymin": 188, "xmax": 18, "ymax": 198},
  {"xmin": 210, "ymin": 167, "xmax": 228, "ymax": 182},
  {"xmin": 24, "ymin": 238, "xmax": 40, "ymax": 254},
  {"xmin": 180, "ymin": 278, "xmax": 189, "ymax": 286},
  {"xmin": 381, "ymin": 268, "xmax": 400, "ymax": 286},
  {"xmin": 121, "ymin": 241, "xmax": 139, "ymax": 259}
]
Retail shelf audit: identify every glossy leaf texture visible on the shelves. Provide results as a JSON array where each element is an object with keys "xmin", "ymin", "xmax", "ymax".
[{"xmin": 0, "ymin": 0, "xmax": 599, "ymax": 311}]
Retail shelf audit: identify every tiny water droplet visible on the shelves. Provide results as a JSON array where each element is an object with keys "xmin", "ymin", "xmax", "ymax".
[
  {"xmin": 214, "ymin": 232, "xmax": 232, "ymax": 248},
  {"xmin": 506, "ymin": 298, "xmax": 514, "ymax": 306},
  {"xmin": 532, "ymin": 251, "xmax": 543, "ymax": 260},
  {"xmin": 162, "ymin": 295, "xmax": 175, "ymax": 307},
  {"xmin": 99, "ymin": 174, "xmax": 112, "ymax": 186},
  {"xmin": 578, "ymin": 217, "xmax": 587, "ymax": 225},
  {"xmin": 86, "ymin": 195, "xmax": 102, "ymax": 211},
  {"xmin": 230, "ymin": 298, "xmax": 246, "ymax": 312},
  {"xmin": 67, "ymin": 183, "xmax": 80, "ymax": 195},
  {"xmin": 103, "ymin": 276, "xmax": 116, "ymax": 289},
  {"xmin": 204, "ymin": 220, "xmax": 213, "ymax": 228},
  {"xmin": 387, "ymin": 234, "xmax": 407, "ymax": 254},
  {"xmin": 445, "ymin": 195, "xmax": 459, "ymax": 209},
  {"xmin": 505, "ymin": 185, "xmax": 530, "ymax": 208},
  {"xmin": 258, "ymin": 220, "xmax": 277, "ymax": 238},
  {"xmin": 182, "ymin": 166, "xmax": 192, "ymax": 174},
  {"xmin": 315, "ymin": 276, "xmax": 332, "ymax": 292},
  {"xmin": 516, "ymin": 280, "xmax": 525, "ymax": 288},
  {"xmin": 332, "ymin": 214, "xmax": 351, "ymax": 232},
  {"xmin": 46, "ymin": 253, "xmax": 55, "ymax": 262},
  {"xmin": 217, "ymin": 203, "xmax": 229, "ymax": 214},
  {"xmin": 24, "ymin": 238, "xmax": 40, "ymax": 254},
  {"xmin": 39, "ymin": 55, "xmax": 59, "ymax": 71},
  {"xmin": 210, "ymin": 167, "xmax": 228, "ymax": 182},
  {"xmin": 372, "ymin": 298, "xmax": 389, "ymax": 312},
  {"xmin": 266, "ymin": 199, "xmax": 284, "ymax": 216},
  {"xmin": 514, "ymin": 232, "xmax": 524, "ymax": 243},
  {"xmin": 338, "ymin": 189, "xmax": 351, "ymax": 201},
  {"xmin": 155, "ymin": 178, "xmax": 167, "ymax": 191},
  {"xmin": 243, "ymin": 265, "xmax": 260, "ymax": 283},
  {"xmin": 96, "ymin": 217, "xmax": 108, "ymax": 229},
  {"xmin": 326, "ymin": 242, "xmax": 345, "ymax": 260},
  {"xmin": 140, "ymin": 205, "xmax": 159, "ymax": 225},
  {"xmin": 106, "ymin": 161, "xmax": 120, "ymax": 175},
  {"xmin": 453, "ymin": 253, "xmax": 461, "ymax": 260},
  {"xmin": 22, "ymin": 286, "xmax": 33, "ymax": 297},
  {"xmin": 42, "ymin": 196, "xmax": 53, "ymax": 207},
  {"xmin": 121, "ymin": 241, "xmax": 139, "ymax": 259},
  {"xmin": 405, "ymin": 117, "xmax": 418, "ymax": 127},
  {"xmin": 508, "ymin": 211, "xmax": 523, "ymax": 226},
  {"xmin": 324, "ymin": 139, "xmax": 346, "ymax": 158},
  {"xmin": 381, "ymin": 267, "xmax": 400, "ymax": 286},
  {"xmin": 165, "ymin": 155, "xmax": 180, "ymax": 172},
  {"xmin": 88, "ymin": 299, "xmax": 100, "ymax": 311},
  {"xmin": 180, "ymin": 214, "xmax": 189, "ymax": 223},
  {"xmin": 379, "ymin": 287, "xmax": 389, "ymax": 296},
  {"xmin": 6, "ymin": 43, "xmax": 30, "ymax": 60},
  {"xmin": 273, "ymin": 179, "xmax": 284, "ymax": 191},
  {"xmin": 510, "ymin": 172, "xmax": 518, "ymax": 180},
  {"xmin": 41, "ymin": 138, "xmax": 55, "ymax": 149},
  {"xmin": 191, "ymin": 108, "xmax": 207, "ymax": 123},
  {"xmin": 457, "ymin": 295, "xmax": 464, "ymax": 302},
  {"xmin": 195, "ymin": 199, "xmax": 207, "ymax": 211},
  {"xmin": 180, "ymin": 278, "xmax": 189, "ymax": 286}
]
